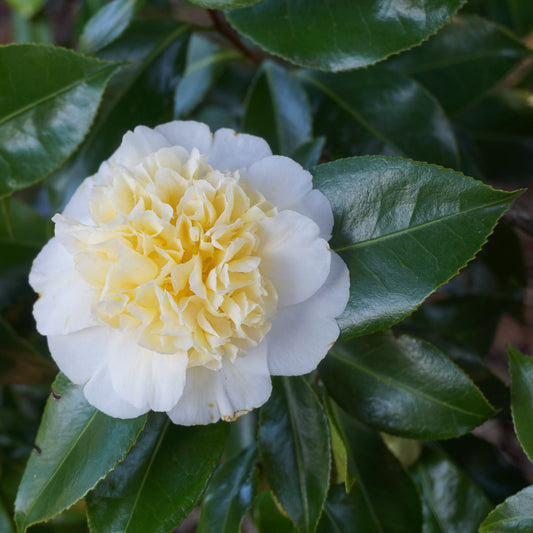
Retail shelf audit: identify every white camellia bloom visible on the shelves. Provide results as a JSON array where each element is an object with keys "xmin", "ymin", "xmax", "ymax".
[{"xmin": 29, "ymin": 121, "xmax": 350, "ymax": 425}]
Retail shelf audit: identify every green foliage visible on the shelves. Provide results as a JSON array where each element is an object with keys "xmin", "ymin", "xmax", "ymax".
[{"xmin": 1, "ymin": 1, "xmax": 531, "ymax": 531}]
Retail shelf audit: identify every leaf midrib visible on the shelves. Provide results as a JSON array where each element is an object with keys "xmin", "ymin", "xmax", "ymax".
[
  {"xmin": 0, "ymin": 63, "xmax": 117, "ymax": 129},
  {"xmin": 123, "ymin": 418, "xmax": 170, "ymax": 532},
  {"xmin": 21, "ymin": 409, "xmax": 99, "ymax": 529},
  {"xmin": 330, "ymin": 349, "xmax": 488, "ymax": 420},
  {"xmin": 333, "ymin": 195, "xmax": 511, "ymax": 253}
]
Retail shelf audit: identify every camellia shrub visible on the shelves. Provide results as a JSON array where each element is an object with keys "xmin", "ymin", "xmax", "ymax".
[{"xmin": 1, "ymin": 0, "xmax": 533, "ymax": 532}]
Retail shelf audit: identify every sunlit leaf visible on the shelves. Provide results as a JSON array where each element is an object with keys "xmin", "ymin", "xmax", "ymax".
[{"xmin": 479, "ymin": 486, "xmax": 533, "ymax": 532}]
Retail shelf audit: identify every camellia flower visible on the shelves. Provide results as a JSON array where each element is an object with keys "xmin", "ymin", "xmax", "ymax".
[{"xmin": 29, "ymin": 121, "xmax": 350, "ymax": 425}]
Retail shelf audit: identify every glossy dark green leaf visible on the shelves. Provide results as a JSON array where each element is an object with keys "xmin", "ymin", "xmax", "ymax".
[
  {"xmin": 253, "ymin": 491, "xmax": 297, "ymax": 533},
  {"xmin": 463, "ymin": 0, "xmax": 533, "ymax": 37},
  {"xmin": 315, "ymin": 484, "xmax": 360, "ymax": 533},
  {"xmin": 5, "ymin": 0, "xmax": 45, "ymax": 18},
  {"xmin": 86, "ymin": 413, "xmax": 227, "ymax": 533},
  {"xmin": 312, "ymin": 156, "xmax": 520, "ymax": 338},
  {"xmin": 326, "ymin": 400, "xmax": 422, "ymax": 533},
  {"xmin": 386, "ymin": 16, "xmax": 531, "ymax": 114},
  {"xmin": 198, "ymin": 445, "xmax": 258, "ymax": 533},
  {"xmin": 244, "ymin": 61, "xmax": 312, "ymax": 156},
  {"xmin": 442, "ymin": 435, "xmax": 528, "ymax": 504},
  {"xmin": 14, "ymin": 374, "xmax": 146, "ymax": 532},
  {"xmin": 0, "ymin": 197, "xmax": 51, "ymax": 270},
  {"xmin": 289, "ymin": 137, "xmax": 325, "ymax": 169},
  {"xmin": 411, "ymin": 446, "xmax": 492, "ymax": 533},
  {"xmin": 0, "ymin": 498, "xmax": 15, "ymax": 533},
  {"xmin": 303, "ymin": 68, "xmax": 459, "ymax": 168},
  {"xmin": 320, "ymin": 332, "xmax": 494, "ymax": 440},
  {"xmin": 259, "ymin": 377, "xmax": 330, "ymax": 533},
  {"xmin": 174, "ymin": 35, "xmax": 241, "ymax": 119},
  {"xmin": 189, "ymin": 0, "xmax": 263, "ymax": 9},
  {"xmin": 479, "ymin": 486, "xmax": 533, "ymax": 532},
  {"xmin": 228, "ymin": 0, "xmax": 465, "ymax": 71},
  {"xmin": 46, "ymin": 19, "xmax": 190, "ymax": 208},
  {"xmin": 0, "ymin": 45, "xmax": 122, "ymax": 198},
  {"xmin": 78, "ymin": 0, "xmax": 144, "ymax": 54},
  {"xmin": 457, "ymin": 90, "xmax": 533, "ymax": 184},
  {"xmin": 508, "ymin": 346, "xmax": 533, "ymax": 461}
]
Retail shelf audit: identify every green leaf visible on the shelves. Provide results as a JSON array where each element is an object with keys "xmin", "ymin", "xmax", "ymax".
[
  {"xmin": 45, "ymin": 19, "xmax": 190, "ymax": 209},
  {"xmin": 198, "ymin": 445, "xmax": 258, "ymax": 533},
  {"xmin": 227, "ymin": 0, "xmax": 465, "ymax": 72},
  {"xmin": 320, "ymin": 332, "xmax": 495, "ymax": 440},
  {"xmin": 0, "ymin": 498, "xmax": 15, "ymax": 533},
  {"xmin": 457, "ymin": 90, "xmax": 533, "ymax": 184},
  {"xmin": 479, "ymin": 486, "xmax": 533, "ymax": 532},
  {"xmin": 14, "ymin": 374, "xmax": 146, "ymax": 532},
  {"xmin": 243, "ymin": 61, "xmax": 312, "ymax": 156},
  {"xmin": 0, "ymin": 197, "xmax": 51, "ymax": 270},
  {"xmin": 86, "ymin": 413, "xmax": 228, "ymax": 533},
  {"xmin": 302, "ymin": 67, "xmax": 459, "ymax": 168},
  {"xmin": 289, "ymin": 137, "xmax": 325, "ymax": 169},
  {"xmin": 174, "ymin": 35, "xmax": 241, "ymax": 119},
  {"xmin": 259, "ymin": 377, "xmax": 330, "ymax": 533},
  {"xmin": 411, "ymin": 446, "xmax": 492, "ymax": 533},
  {"xmin": 78, "ymin": 0, "xmax": 145, "ymax": 54},
  {"xmin": 0, "ymin": 44, "xmax": 122, "ymax": 198},
  {"xmin": 315, "ymin": 484, "xmax": 360, "ymax": 533},
  {"xmin": 188, "ymin": 0, "xmax": 263, "ymax": 9},
  {"xmin": 508, "ymin": 346, "xmax": 533, "ymax": 461},
  {"xmin": 463, "ymin": 0, "xmax": 533, "ymax": 37},
  {"xmin": 312, "ymin": 156, "xmax": 521, "ymax": 338},
  {"xmin": 326, "ymin": 400, "xmax": 422, "ymax": 532},
  {"xmin": 253, "ymin": 491, "xmax": 297, "ymax": 533},
  {"xmin": 5, "ymin": 0, "xmax": 45, "ymax": 19},
  {"xmin": 386, "ymin": 16, "xmax": 531, "ymax": 114}
]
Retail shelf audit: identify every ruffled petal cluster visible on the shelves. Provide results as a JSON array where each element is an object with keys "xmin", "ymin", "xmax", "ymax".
[{"xmin": 29, "ymin": 121, "xmax": 349, "ymax": 425}]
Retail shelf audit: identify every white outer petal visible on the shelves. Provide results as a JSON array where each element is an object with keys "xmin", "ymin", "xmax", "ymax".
[
  {"xmin": 84, "ymin": 364, "xmax": 148, "ymax": 419},
  {"xmin": 108, "ymin": 337, "xmax": 188, "ymax": 412},
  {"xmin": 155, "ymin": 121, "xmax": 213, "ymax": 154},
  {"xmin": 208, "ymin": 128, "xmax": 272, "ymax": 172},
  {"xmin": 110, "ymin": 125, "xmax": 172, "ymax": 168},
  {"xmin": 243, "ymin": 156, "xmax": 333, "ymax": 239},
  {"xmin": 266, "ymin": 252, "xmax": 350, "ymax": 375},
  {"xmin": 62, "ymin": 176, "xmax": 96, "ymax": 225},
  {"xmin": 167, "ymin": 342, "xmax": 271, "ymax": 425},
  {"xmin": 47, "ymin": 326, "xmax": 113, "ymax": 384},
  {"xmin": 29, "ymin": 238, "xmax": 99, "ymax": 335},
  {"xmin": 258, "ymin": 210, "xmax": 331, "ymax": 307}
]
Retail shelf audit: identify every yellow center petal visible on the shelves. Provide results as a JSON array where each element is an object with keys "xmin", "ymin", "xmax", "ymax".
[{"xmin": 58, "ymin": 147, "xmax": 278, "ymax": 370}]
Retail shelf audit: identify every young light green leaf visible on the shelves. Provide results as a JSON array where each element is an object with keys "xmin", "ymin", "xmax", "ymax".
[
  {"xmin": 228, "ymin": 0, "xmax": 465, "ymax": 71},
  {"xmin": 86, "ymin": 413, "xmax": 228, "ymax": 533},
  {"xmin": 0, "ymin": 45, "xmax": 122, "ymax": 198},
  {"xmin": 259, "ymin": 377, "xmax": 330, "ymax": 533},
  {"xmin": 243, "ymin": 61, "xmax": 312, "ymax": 156},
  {"xmin": 78, "ymin": 0, "xmax": 145, "ymax": 54},
  {"xmin": 198, "ymin": 445, "xmax": 258, "ymax": 533},
  {"xmin": 312, "ymin": 156, "xmax": 521, "ymax": 338},
  {"xmin": 326, "ymin": 400, "xmax": 422, "ymax": 533},
  {"xmin": 508, "ymin": 346, "xmax": 533, "ymax": 461},
  {"xmin": 320, "ymin": 332, "xmax": 495, "ymax": 440},
  {"xmin": 45, "ymin": 19, "xmax": 190, "ymax": 208},
  {"xmin": 479, "ymin": 486, "xmax": 533, "ymax": 532},
  {"xmin": 14, "ymin": 373, "xmax": 146, "ymax": 533},
  {"xmin": 302, "ymin": 68, "xmax": 459, "ymax": 168},
  {"xmin": 411, "ymin": 446, "xmax": 492, "ymax": 533},
  {"xmin": 386, "ymin": 16, "xmax": 532, "ymax": 114}
]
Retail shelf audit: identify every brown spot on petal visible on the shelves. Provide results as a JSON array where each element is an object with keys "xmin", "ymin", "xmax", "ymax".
[
  {"xmin": 233, "ymin": 131, "xmax": 239, "ymax": 136},
  {"xmin": 221, "ymin": 409, "xmax": 250, "ymax": 422},
  {"xmin": 208, "ymin": 403, "xmax": 214, "ymax": 408}
]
